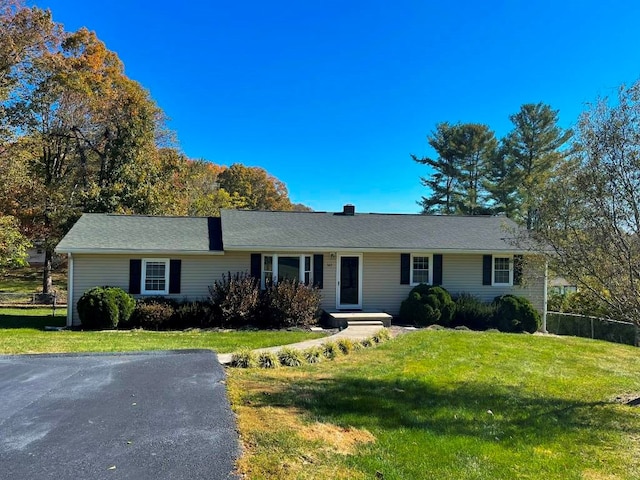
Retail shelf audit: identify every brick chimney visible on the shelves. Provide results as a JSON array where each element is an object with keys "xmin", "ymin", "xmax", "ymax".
[{"xmin": 342, "ymin": 204, "xmax": 355, "ymax": 216}]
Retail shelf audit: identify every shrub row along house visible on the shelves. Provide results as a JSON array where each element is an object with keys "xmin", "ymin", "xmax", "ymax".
[{"xmin": 55, "ymin": 205, "xmax": 547, "ymax": 328}]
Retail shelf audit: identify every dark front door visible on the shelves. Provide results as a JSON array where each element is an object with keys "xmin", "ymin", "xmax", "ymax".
[{"xmin": 338, "ymin": 255, "xmax": 361, "ymax": 308}]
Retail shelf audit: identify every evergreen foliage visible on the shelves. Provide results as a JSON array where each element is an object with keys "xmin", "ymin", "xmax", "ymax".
[
  {"xmin": 399, "ymin": 284, "xmax": 455, "ymax": 327},
  {"xmin": 493, "ymin": 294, "xmax": 541, "ymax": 333},
  {"xmin": 77, "ymin": 286, "xmax": 129, "ymax": 330},
  {"xmin": 414, "ymin": 103, "xmax": 572, "ymax": 224}
]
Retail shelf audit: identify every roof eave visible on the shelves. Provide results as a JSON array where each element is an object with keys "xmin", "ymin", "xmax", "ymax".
[
  {"xmin": 222, "ymin": 245, "xmax": 532, "ymax": 254},
  {"xmin": 54, "ymin": 247, "xmax": 225, "ymax": 255}
]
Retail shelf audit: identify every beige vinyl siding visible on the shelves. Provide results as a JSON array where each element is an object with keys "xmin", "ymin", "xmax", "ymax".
[
  {"xmin": 357, "ymin": 253, "xmax": 544, "ymax": 316},
  {"xmin": 361, "ymin": 253, "xmax": 410, "ymax": 315},
  {"xmin": 70, "ymin": 251, "xmax": 545, "ymax": 326},
  {"xmin": 441, "ymin": 254, "xmax": 544, "ymax": 313},
  {"xmin": 71, "ymin": 252, "xmax": 251, "ymax": 325}
]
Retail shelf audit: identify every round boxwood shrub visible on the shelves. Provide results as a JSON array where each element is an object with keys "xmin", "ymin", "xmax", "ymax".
[
  {"xmin": 493, "ymin": 294, "xmax": 541, "ymax": 333},
  {"xmin": 77, "ymin": 287, "xmax": 120, "ymax": 330},
  {"xmin": 105, "ymin": 287, "xmax": 135, "ymax": 326},
  {"xmin": 399, "ymin": 284, "xmax": 455, "ymax": 327}
]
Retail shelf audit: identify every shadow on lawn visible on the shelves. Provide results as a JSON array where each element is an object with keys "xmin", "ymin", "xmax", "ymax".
[
  {"xmin": 0, "ymin": 313, "xmax": 66, "ymax": 330},
  {"xmin": 248, "ymin": 375, "xmax": 636, "ymax": 444}
]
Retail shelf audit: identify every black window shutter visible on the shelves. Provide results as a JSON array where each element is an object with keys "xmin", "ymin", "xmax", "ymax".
[
  {"xmin": 129, "ymin": 259, "xmax": 141, "ymax": 294},
  {"xmin": 313, "ymin": 254, "xmax": 324, "ymax": 289},
  {"xmin": 433, "ymin": 254, "xmax": 443, "ymax": 286},
  {"xmin": 513, "ymin": 255, "xmax": 523, "ymax": 286},
  {"xmin": 482, "ymin": 255, "xmax": 492, "ymax": 286},
  {"xmin": 169, "ymin": 259, "xmax": 181, "ymax": 294},
  {"xmin": 250, "ymin": 253, "xmax": 261, "ymax": 279},
  {"xmin": 400, "ymin": 253, "xmax": 410, "ymax": 285}
]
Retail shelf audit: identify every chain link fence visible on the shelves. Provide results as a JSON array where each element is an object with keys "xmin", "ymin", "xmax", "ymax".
[
  {"xmin": 0, "ymin": 292, "xmax": 67, "ymax": 306},
  {"xmin": 546, "ymin": 311, "xmax": 638, "ymax": 346}
]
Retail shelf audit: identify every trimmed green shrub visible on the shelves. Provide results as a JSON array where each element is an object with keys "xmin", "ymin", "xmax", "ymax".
[
  {"xmin": 231, "ymin": 349, "xmax": 257, "ymax": 368},
  {"xmin": 209, "ymin": 272, "xmax": 261, "ymax": 328},
  {"xmin": 131, "ymin": 297, "xmax": 177, "ymax": 330},
  {"xmin": 257, "ymin": 351, "xmax": 280, "ymax": 369},
  {"xmin": 453, "ymin": 293, "xmax": 496, "ymax": 330},
  {"xmin": 278, "ymin": 347, "xmax": 304, "ymax": 367},
  {"xmin": 493, "ymin": 294, "xmax": 541, "ymax": 333},
  {"xmin": 262, "ymin": 279, "xmax": 321, "ymax": 328},
  {"xmin": 399, "ymin": 284, "xmax": 455, "ymax": 327},
  {"xmin": 105, "ymin": 287, "xmax": 135, "ymax": 326},
  {"xmin": 77, "ymin": 287, "xmax": 119, "ymax": 330},
  {"xmin": 303, "ymin": 347, "xmax": 323, "ymax": 364}
]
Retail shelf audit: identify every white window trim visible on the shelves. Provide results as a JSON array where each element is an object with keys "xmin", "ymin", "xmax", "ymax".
[
  {"xmin": 492, "ymin": 255, "xmax": 513, "ymax": 286},
  {"xmin": 261, "ymin": 254, "xmax": 312, "ymax": 289},
  {"xmin": 141, "ymin": 258, "xmax": 170, "ymax": 295},
  {"xmin": 410, "ymin": 253, "xmax": 433, "ymax": 286}
]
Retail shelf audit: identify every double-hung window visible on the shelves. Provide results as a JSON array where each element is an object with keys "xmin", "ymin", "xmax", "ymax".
[
  {"xmin": 262, "ymin": 254, "xmax": 312, "ymax": 288},
  {"xmin": 493, "ymin": 256, "xmax": 512, "ymax": 286},
  {"xmin": 142, "ymin": 259, "xmax": 169, "ymax": 295},
  {"xmin": 410, "ymin": 254, "xmax": 432, "ymax": 285}
]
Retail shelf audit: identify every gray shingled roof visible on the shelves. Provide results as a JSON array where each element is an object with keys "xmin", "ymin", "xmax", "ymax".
[
  {"xmin": 55, "ymin": 214, "xmax": 223, "ymax": 253},
  {"xmin": 220, "ymin": 210, "xmax": 524, "ymax": 252},
  {"xmin": 56, "ymin": 210, "xmax": 526, "ymax": 254}
]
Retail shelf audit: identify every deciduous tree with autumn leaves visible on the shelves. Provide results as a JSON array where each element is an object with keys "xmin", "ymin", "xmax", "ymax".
[{"xmin": 0, "ymin": 0, "xmax": 307, "ymax": 293}]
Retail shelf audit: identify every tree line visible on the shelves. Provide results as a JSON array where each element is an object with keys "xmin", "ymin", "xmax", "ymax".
[
  {"xmin": 413, "ymin": 103, "xmax": 572, "ymax": 229},
  {"xmin": 414, "ymin": 87, "xmax": 640, "ymax": 328},
  {"xmin": 0, "ymin": 1, "xmax": 308, "ymax": 291}
]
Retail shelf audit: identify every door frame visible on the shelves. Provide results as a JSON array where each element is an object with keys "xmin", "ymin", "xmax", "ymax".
[{"xmin": 336, "ymin": 253, "xmax": 363, "ymax": 309}]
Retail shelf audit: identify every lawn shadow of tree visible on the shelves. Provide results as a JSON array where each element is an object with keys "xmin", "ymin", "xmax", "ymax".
[
  {"xmin": 0, "ymin": 313, "xmax": 65, "ymax": 330},
  {"xmin": 246, "ymin": 375, "xmax": 637, "ymax": 446}
]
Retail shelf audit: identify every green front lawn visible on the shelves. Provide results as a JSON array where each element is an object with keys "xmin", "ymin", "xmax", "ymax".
[
  {"xmin": 228, "ymin": 330, "xmax": 640, "ymax": 479},
  {"xmin": 0, "ymin": 308, "xmax": 326, "ymax": 355}
]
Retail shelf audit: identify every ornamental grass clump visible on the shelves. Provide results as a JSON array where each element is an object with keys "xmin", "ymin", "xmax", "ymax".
[
  {"xmin": 360, "ymin": 337, "xmax": 373, "ymax": 348},
  {"xmin": 257, "ymin": 351, "xmax": 279, "ymax": 369},
  {"xmin": 278, "ymin": 347, "xmax": 304, "ymax": 367},
  {"xmin": 231, "ymin": 348, "xmax": 257, "ymax": 368},
  {"xmin": 303, "ymin": 346, "xmax": 323, "ymax": 364},
  {"xmin": 336, "ymin": 338, "xmax": 354, "ymax": 355},
  {"xmin": 322, "ymin": 341, "xmax": 339, "ymax": 359},
  {"xmin": 372, "ymin": 328, "xmax": 391, "ymax": 344}
]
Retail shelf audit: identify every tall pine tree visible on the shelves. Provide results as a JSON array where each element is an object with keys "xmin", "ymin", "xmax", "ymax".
[
  {"xmin": 413, "ymin": 122, "xmax": 497, "ymax": 215},
  {"xmin": 502, "ymin": 103, "xmax": 573, "ymax": 229}
]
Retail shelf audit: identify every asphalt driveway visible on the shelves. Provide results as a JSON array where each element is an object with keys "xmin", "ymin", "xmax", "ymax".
[{"xmin": 0, "ymin": 350, "xmax": 238, "ymax": 479}]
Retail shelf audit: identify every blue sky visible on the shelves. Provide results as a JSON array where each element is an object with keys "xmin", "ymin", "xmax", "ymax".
[{"xmin": 32, "ymin": 0, "xmax": 640, "ymax": 213}]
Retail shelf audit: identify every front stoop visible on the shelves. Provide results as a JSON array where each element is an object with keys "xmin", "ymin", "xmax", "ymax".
[{"xmin": 326, "ymin": 311, "xmax": 393, "ymax": 328}]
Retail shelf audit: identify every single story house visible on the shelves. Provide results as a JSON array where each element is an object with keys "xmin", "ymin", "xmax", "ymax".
[{"xmin": 55, "ymin": 205, "xmax": 547, "ymax": 327}]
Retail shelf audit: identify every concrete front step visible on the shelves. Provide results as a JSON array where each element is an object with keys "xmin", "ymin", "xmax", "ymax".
[
  {"xmin": 347, "ymin": 320, "xmax": 384, "ymax": 327},
  {"xmin": 326, "ymin": 311, "xmax": 392, "ymax": 328}
]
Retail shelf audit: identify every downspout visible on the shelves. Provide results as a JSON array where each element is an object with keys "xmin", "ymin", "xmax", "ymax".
[
  {"xmin": 542, "ymin": 260, "xmax": 548, "ymax": 333},
  {"xmin": 66, "ymin": 253, "xmax": 74, "ymax": 328}
]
